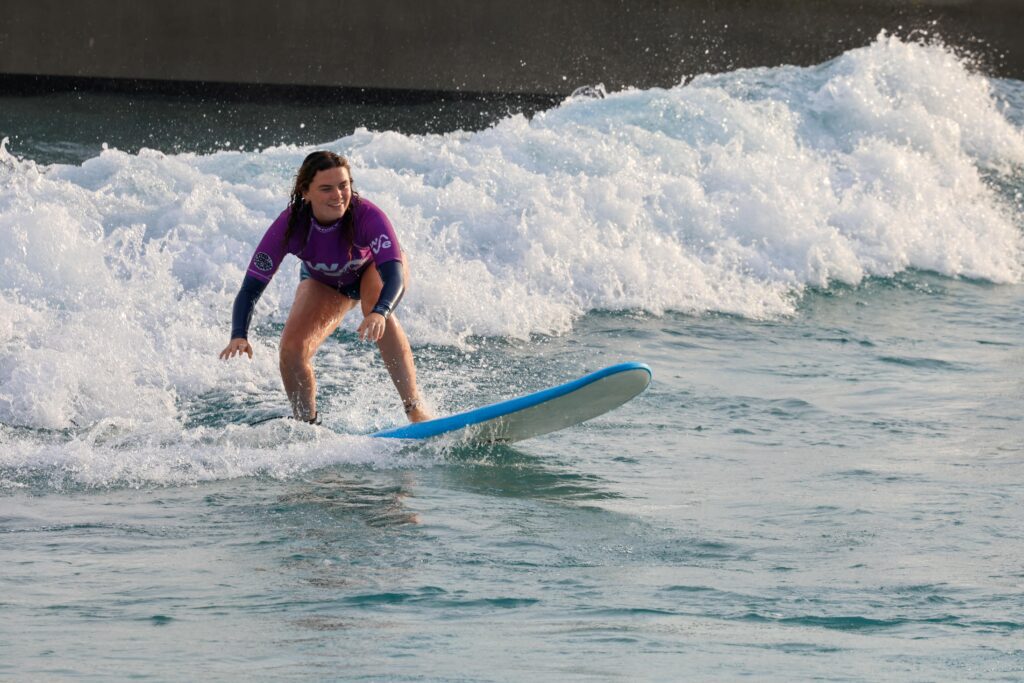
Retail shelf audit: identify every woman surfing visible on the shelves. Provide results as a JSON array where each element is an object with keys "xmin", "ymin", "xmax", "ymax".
[{"xmin": 219, "ymin": 150, "xmax": 431, "ymax": 424}]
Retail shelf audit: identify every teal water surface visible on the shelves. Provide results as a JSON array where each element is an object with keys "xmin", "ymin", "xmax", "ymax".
[{"xmin": 4, "ymin": 277, "xmax": 1023, "ymax": 680}]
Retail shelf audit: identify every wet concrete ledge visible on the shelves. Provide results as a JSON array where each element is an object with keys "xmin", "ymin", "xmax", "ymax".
[{"xmin": 0, "ymin": 0, "xmax": 1021, "ymax": 97}]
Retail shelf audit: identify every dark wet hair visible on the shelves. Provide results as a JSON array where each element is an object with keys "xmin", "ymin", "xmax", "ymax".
[{"xmin": 284, "ymin": 150, "xmax": 359, "ymax": 252}]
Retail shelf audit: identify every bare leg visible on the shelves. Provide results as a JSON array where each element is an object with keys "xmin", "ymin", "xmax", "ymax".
[
  {"xmin": 377, "ymin": 314, "xmax": 432, "ymax": 422},
  {"xmin": 279, "ymin": 279, "xmax": 356, "ymax": 420},
  {"xmin": 360, "ymin": 265, "xmax": 432, "ymax": 422}
]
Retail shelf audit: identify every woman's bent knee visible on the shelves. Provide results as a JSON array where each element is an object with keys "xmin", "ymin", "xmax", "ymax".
[{"xmin": 279, "ymin": 337, "xmax": 313, "ymax": 368}]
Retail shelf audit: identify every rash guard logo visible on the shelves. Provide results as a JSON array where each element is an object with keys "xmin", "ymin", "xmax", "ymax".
[
  {"xmin": 254, "ymin": 252, "xmax": 274, "ymax": 271},
  {"xmin": 370, "ymin": 234, "xmax": 392, "ymax": 255},
  {"xmin": 307, "ymin": 257, "xmax": 369, "ymax": 277}
]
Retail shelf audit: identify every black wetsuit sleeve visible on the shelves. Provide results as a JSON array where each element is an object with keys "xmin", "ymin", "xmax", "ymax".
[
  {"xmin": 230, "ymin": 275, "xmax": 269, "ymax": 339},
  {"xmin": 371, "ymin": 260, "xmax": 405, "ymax": 319}
]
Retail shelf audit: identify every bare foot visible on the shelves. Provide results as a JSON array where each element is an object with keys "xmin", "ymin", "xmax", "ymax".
[{"xmin": 406, "ymin": 406, "xmax": 433, "ymax": 423}]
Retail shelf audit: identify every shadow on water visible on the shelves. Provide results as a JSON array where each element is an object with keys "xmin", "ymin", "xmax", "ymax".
[
  {"xmin": 277, "ymin": 471, "xmax": 423, "ymax": 528},
  {"xmin": 414, "ymin": 442, "xmax": 624, "ymax": 503},
  {"xmin": 271, "ymin": 441, "xmax": 622, "ymax": 532}
]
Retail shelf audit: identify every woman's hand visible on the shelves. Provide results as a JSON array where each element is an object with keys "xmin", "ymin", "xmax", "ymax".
[
  {"xmin": 357, "ymin": 313, "xmax": 387, "ymax": 342},
  {"xmin": 220, "ymin": 338, "xmax": 253, "ymax": 360}
]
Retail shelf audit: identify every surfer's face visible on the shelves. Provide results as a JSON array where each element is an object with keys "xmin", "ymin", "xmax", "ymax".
[{"xmin": 303, "ymin": 166, "xmax": 352, "ymax": 224}]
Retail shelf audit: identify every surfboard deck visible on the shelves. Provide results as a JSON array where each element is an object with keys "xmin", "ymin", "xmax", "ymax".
[{"xmin": 371, "ymin": 361, "xmax": 651, "ymax": 444}]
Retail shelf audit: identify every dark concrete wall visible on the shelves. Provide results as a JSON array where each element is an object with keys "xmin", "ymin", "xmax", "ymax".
[{"xmin": 0, "ymin": 0, "xmax": 1021, "ymax": 95}]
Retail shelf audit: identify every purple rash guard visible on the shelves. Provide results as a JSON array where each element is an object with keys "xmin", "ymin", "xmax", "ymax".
[
  {"xmin": 247, "ymin": 198, "xmax": 403, "ymax": 288},
  {"xmin": 230, "ymin": 198, "xmax": 405, "ymax": 340}
]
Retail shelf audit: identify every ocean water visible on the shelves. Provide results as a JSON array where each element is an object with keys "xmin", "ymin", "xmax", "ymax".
[{"xmin": 2, "ymin": 34, "xmax": 1023, "ymax": 680}]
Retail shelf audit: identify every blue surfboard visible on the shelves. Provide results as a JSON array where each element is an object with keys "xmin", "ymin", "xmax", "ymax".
[{"xmin": 371, "ymin": 361, "xmax": 652, "ymax": 444}]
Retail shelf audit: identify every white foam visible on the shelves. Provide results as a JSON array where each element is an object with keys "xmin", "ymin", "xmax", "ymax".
[
  {"xmin": 0, "ymin": 419, "xmax": 427, "ymax": 488},
  {"xmin": 0, "ymin": 34, "xmax": 1021, "ymax": 484}
]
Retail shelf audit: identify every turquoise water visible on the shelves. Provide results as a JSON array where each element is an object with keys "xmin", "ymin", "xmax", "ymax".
[{"xmin": 2, "ymin": 36, "xmax": 1024, "ymax": 680}]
